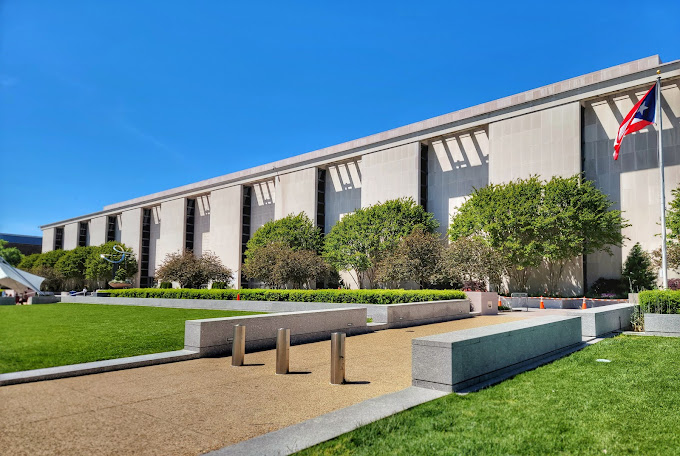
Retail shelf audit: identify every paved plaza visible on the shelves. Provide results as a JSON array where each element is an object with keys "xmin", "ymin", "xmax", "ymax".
[{"xmin": 0, "ymin": 314, "xmax": 529, "ymax": 455}]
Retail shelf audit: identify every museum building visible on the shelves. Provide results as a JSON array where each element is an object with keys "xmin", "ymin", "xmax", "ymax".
[{"xmin": 40, "ymin": 55, "xmax": 680, "ymax": 294}]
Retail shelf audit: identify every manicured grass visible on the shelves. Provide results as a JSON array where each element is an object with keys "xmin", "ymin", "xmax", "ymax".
[
  {"xmin": 0, "ymin": 303, "xmax": 262, "ymax": 373},
  {"xmin": 299, "ymin": 335, "xmax": 680, "ymax": 455}
]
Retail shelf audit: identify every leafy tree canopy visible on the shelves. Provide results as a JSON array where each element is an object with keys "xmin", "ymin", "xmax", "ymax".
[
  {"xmin": 246, "ymin": 213, "xmax": 323, "ymax": 259},
  {"xmin": 324, "ymin": 198, "xmax": 438, "ymax": 288},
  {"xmin": 84, "ymin": 242, "xmax": 138, "ymax": 287},
  {"xmin": 449, "ymin": 175, "xmax": 628, "ymax": 293},
  {"xmin": 0, "ymin": 239, "xmax": 24, "ymax": 267},
  {"xmin": 375, "ymin": 228, "xmax": 444, "ymax": 289}
]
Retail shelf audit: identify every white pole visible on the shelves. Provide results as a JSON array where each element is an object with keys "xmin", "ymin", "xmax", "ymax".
[{"xmin": 657, "ymin": 72, "xmax": 668, "ymax": 289}]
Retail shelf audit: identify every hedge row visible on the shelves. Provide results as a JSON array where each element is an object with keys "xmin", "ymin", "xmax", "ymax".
[
  {"xmin": 638, "ymin": 290, "xmax": 680, "ymax": 314},
  {"xmin": 103, "ymin": 288, "xmax": 467, "ymax": 304}
]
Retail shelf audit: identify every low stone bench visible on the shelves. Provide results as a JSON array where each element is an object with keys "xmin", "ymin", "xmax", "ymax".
[
  {"xmin": 412, "ymin": 315, "xmax": 582, "ymax": 392},
  {"xmin": 184, "ymin": 307, "xmax": 368, "ymax": 356},
  {"xmin": 566, "ymin": 303, "xmax": 635, "ymax": 337}
]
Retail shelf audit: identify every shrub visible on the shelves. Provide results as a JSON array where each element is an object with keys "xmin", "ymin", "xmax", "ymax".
[
  {"xmin": 156, "ymin": 250, "xmax": 233, "ymax": 289},
  {"xmin": 589, "ymin": 277, "xmax": 626, "ymax": 298},
  {"xmin": 211, "ymin": 281, "xmax": 229, "ymax": 289},
  {"xmin": 159, "ymin": 282, "xmax": 173, "ymax": 289},
  {"xmin": 669, "ymin": 278, "xmax": 680, "ymax": 291},
  {"xmin": 242, "ymin": 242, "xmax": 331, "ymax": 289},
  {"xmin": 104, "ymin": 288, "xmax": 467, "ymax": 304},
  {"xmin": 639, "ymin": 290, "xmax": 680, "ymax": 314}
]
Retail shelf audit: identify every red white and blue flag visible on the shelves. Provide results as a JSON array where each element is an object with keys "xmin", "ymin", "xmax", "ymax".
[{"xmin": 613, "ymin": 82, "xmax": 657, "ymax": 160}]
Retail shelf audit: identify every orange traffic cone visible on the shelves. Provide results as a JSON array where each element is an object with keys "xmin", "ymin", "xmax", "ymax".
[
  {"xmin": 540, "ymin": 296, "xmax": 545, "ymax": 309},
  {"xmin": 498, "ymin": 296, "xmax": 502, "ymax": 308},
  {"xmin": 237, "ymin": 293, "xmax": 240, "ymax": 301},
  {"xmin": 581, "ymin": 297, "xmax": 587, "ymax": 309}
]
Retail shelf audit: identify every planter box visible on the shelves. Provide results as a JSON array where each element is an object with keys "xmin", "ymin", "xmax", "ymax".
[{"xmin": 644, "ymin": 313, "xmax": 680, "ymax": 336}]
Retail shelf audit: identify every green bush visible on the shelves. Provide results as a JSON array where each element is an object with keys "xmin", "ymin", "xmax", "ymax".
[
  {"xmin": 211, "ymin": 281, "xmax": 229, "ymax": 289},
  {"xmin": 104, "ymin": 288, "xmax": 467, "ymax": 304},
  {"xmin": 159, "ymin": 282, "xmax": 173, "ymax": 289},
  {"xmin": 639, "ymin": 290, "xmax": 680, "ymax": 314}
]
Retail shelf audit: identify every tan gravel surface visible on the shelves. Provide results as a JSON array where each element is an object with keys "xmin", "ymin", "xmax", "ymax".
[{"xmin": 0, "ymin": 314, "xmax": 529, "ymax": 455}]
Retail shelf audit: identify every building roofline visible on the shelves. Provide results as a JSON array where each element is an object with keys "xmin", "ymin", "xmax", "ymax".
[{"xmin": 41, "ymin": 55, "xmax": 680, "ymax": 229}]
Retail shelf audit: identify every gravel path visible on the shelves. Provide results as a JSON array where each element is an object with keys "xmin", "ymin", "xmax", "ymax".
[{"xmin": 0, "ymin": 314, "xmax": 529, "ymax": 455}]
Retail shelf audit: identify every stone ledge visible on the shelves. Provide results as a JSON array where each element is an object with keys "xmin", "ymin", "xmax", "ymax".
[{"xmin": 0, "ymin": 350, "xmax": 199, "ymax": 387}]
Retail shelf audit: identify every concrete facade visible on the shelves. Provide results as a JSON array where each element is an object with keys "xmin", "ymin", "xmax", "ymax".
[
  {"xmin": 210, "ymin": 186, "xmax": 243, "ymax": 287},
  {"xmin": 62, "ymin": 222, "xmax": 78, "ymax": 250},
  {"xmin": 193, "ymin": 194, "xmax": 211, "ymax": 257},
  {"xmin": 89, "ymin": 216, "xmax": 107, "ymax": 247},
  {"xmin": 275, "ymin": 168, "xmax": 317, "ymax": 223},
  {"xmin": 361, "ymin": 142, "xmax": 420, "ymax": 207},
  {"xmin": 39, "ymin": 56, "xmax": 680, "ymax": 292},
  {"xmin": 41, "ymin": 228, "xmax": 54, "ymax": 252},
  {"xmin": 157, "ymin": 198, "xmax": 185, "ymax": 270}
]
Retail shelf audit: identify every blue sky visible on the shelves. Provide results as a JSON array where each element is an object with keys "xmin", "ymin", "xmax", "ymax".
[{"xmin": 1, "ymin": 1, "xmax": 679, "ymax": 236}]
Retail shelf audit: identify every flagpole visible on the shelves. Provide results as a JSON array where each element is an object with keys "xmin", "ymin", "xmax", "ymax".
[{"xmin": 657, "ymin": 70, "xmax": 668, "ymax": 289}]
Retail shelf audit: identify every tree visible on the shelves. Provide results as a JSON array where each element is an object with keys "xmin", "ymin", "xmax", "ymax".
[
  {"xmin": 17, "ymin": 253, "xmax": 40, "ymax": 271},
  {"xmin": 0, "ymin": 239, "xmax": 24, "ymax": 266},
  {"xmin": 30, "ymin": 250, "xmax": 67, "ymax": 291},
  {"xmin": 448, "ymin": 177, "xmax": 544, "ymax": 290},
  {"xmin": 242, "ymin": 242, "xmax": 331, "ymax": 289},
  {"xmin": 54, "ymin": 246, "xmax": 96, "ymax": 289},
  {"xmin": 375, "ymin": 228, "xmax": 445, "ymax": 289},
  {"xmin": 622, "ymin": 243, "xmax": 656, "ymax": 292},
  {"xmin": 155, "ymin": 250, "xmax": 233, "ymax": 288},
  {"xmin": 666, "ymin": 187, "xmax": 680, "ymax": 240},
  {"xmin": 245, "ymin": 213, "xmax": 323, "ymax": 259},
  {"xmin": 85, "ymin": 242, "xmax": 138, "ymax": 288},
  {"xmin": 442, "ymin": 236, "xmax": 508, "ymax": 293},
  {"xmin": 448, "ymin": 175, "xmax": 628, "ymax": 293},
  {"xmin": 540, "ymin": 175, "xmax": 627, "ymax": 294},
  {"xmin": 324, "ymin": 198, "xmax": 439, "ymax": 288}
]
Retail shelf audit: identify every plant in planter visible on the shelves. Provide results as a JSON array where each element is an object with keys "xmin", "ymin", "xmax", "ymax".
[{"xmin": 108, "ymin": 268, "xmax": 132, "ymax": 289}]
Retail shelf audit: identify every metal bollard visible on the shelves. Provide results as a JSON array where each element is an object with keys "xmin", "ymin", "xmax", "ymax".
[
  {"xmin": 231, "ymin": 324, "xmax": 246, "ymax": 367},
  {"xmin": 276, "ymin": 328, "xmax": 290, "ymax": 375},
  {"xmin": 330, "ymin": 332, "xmax": 346, "ymax": 385}
]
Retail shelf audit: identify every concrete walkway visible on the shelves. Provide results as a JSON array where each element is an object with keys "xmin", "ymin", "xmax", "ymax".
[{"xmin": 0, "ymin": 314, "xmax": 528, "ymax": 455}]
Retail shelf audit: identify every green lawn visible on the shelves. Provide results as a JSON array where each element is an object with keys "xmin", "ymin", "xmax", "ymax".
[
  {"xmin": 299, "ymin": 335, "xmax": 680, "ymax": 455},
  {"xmin": 0, "ymin": 303, "xmax": 262, "ymax": 373}
]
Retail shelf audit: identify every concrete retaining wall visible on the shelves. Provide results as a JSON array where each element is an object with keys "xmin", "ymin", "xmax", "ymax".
[
  {"xmin": 644, "ymin": 313, "xmax": 680, "ymax": 336},
  {"xmin": 0, "ymin": 296, "xmax": 15, "ymax": 305},
  {"xmin": 412, "ymin": 315, "xmax": 582, "ymax": 392},
  {"xmin": 566, "ymin": 303, "xmax": 635, "ymax": 337},
  {"xmin": 184, "ymin": 308, "xmax": 368, "ymax": 356},
  {"xmin": 59, "ymin": 295, "xmax": 471, "ymax": 325},
  {"xmin": 385, "ymin": 300, "xmax": 470, "ymax": 328},
  {"xmin": 467, "ymin": 292, "xmax": 498, "ymax": 315},
  {"xmin": 27, "ymin": 296, "xmax": 60, "ymax": 305}
]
